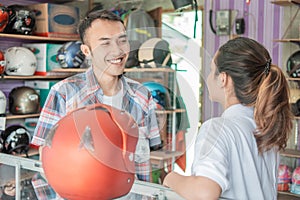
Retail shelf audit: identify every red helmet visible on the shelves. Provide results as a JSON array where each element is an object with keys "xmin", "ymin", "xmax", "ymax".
[
  {"xmin": 42, "ymin": 103, "xmax": 138, "ymax": 200},
  {"xmin": 0, "ymin": 50, "xmax": 5, "ymax": 74},
  {"xmin": 0, "ymin": 5, "xmax": 9, "ymax": 32}
]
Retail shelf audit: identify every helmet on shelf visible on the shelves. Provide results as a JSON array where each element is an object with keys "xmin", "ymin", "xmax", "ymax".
[
  {"xmin": 287, "ymin": 50, "xmax": 300, "ymax": 78},
  {"xmin": 5, "ymin": 47, "xmax": 37, "ymax": 76},
  {"xmin": 291, "ymin": 166, "xmax": 300, "ymax": 194},
  {"xmin": 125, "ymin": 40, "xmax": 142, "ymax": 68},
  {"xmin": 277, "ymin": 164, "xmax": 292, "ymax": 192},
  {"xmin": 4, "ymin": 5, "xmax": 35, "ymax": 35},
  {"xmin": 0, "ymin": 125, "xmax": 30, "ymax": 155},
  {"xmin": 0, "ymin": 5, "xmax": 9, "ymax": 32},
  {"xmin": 138, "ymin": 38, "xmax": 172, "ymax": 68},
  {"xmin": 142, "ymin": 81, "xmax": 172, "ymax": 109},
  {"xmin": 0, "ymin": 50, "xmax": 5, "ymax": 74},
  {"xmin": 8, "ymin": 86, "xmax": 40, "ymax": 115},
  {"xmin": 56, "ymin": 41, "xmax": 85, "ymax": 68},
  {"xmin": 0, "ymin": 90, "xmax": 7, "ymax": 115},
  {"xmin": 42, "ymin": 103, "xmax": 138, "ymax": 200}
]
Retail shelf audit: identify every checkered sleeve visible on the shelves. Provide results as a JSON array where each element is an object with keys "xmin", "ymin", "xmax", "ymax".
[{"xmin": 31, "ymin": 86, "xmax": 66, "ymax": 147}]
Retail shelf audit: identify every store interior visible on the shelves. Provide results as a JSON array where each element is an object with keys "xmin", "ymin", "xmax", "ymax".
[{"xmin": 0, "ymin": 0, "xmax": 300, "ymax": 199}]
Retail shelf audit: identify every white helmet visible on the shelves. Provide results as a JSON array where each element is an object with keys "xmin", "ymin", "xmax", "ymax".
[
  {"xmin": 0, "ymin": 90, "xmax": 7, "ymax": 115},
  {"xmin": 5, "ymin": 47, "xmax": 37, "ymax": 76}
]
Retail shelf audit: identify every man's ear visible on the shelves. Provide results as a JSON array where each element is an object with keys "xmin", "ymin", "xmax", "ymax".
[{"xmin": 81, "ymin": 44, "xmax": 91, "ymax": 57}]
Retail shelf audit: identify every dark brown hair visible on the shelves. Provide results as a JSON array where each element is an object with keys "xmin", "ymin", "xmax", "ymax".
[
  {"xmin": 78, "ymin": 9, "xmax": 124, "ymax": 44},
  {"xmin": 215, "ymin": 37, "xmax": 293, "ymax": 153}
]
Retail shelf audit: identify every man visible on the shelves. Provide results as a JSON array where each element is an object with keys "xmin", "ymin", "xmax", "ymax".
[{"xmin": 31, "ymin": 9, "xmax": 161, "ymax": 199}]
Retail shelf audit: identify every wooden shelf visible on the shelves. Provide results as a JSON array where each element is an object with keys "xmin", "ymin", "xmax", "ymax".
[
  {"xmin": 0, "ymin": 33, "xmax": 79, "ymax": 42},
  {"xmin": 5, "ymin": 113, "xmax": 40, "ymax": 120},
  {"xmin": 274, "ymin": 39, "xmax": 300, "ymax": 42},
  {"xmin": 280, "ymin": 148, "xmax": 300, "ymax": 158},
  {"xmin": 278, "ymin": 191, "xmax": 300, "ymax": 199},
  {"xmin": 150, "ymin": 150, "xmax": 184, "ymax": 161},
  {"xmin": 287, "ymin": 77, "xmax": 300, "ymax": 81},
  {"xmin": 274, "ymin": 39, "xmax": 300, "ymax": 43},
  {"xmin": 271, "ymin": 0, "xmax": 300, "ymax": 6},
  {"xmin": 155, "ymin": 109, "xmax": 185, "ymax": 114},
  {"xmin": 1, "ymin": 74, "xmax": 72, "ymax": 80},
  {"xmin": 50, "ymin": 68, "xmax": 88, "ymax": 73}
]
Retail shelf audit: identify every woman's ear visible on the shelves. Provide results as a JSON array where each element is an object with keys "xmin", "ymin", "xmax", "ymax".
[{"xmin": 217, "ymin": 72, "xmax": 227, "ymax": 87}]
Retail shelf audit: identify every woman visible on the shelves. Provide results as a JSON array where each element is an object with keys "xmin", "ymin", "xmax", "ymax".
[{"xmin": 163, "ymin": 37, "xmax": 293, "ymax": 200}]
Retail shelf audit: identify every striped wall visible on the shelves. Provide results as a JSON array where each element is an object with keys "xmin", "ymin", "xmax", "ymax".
[{"xmin": 202, "ymin": 0, "xmax": 285, "ymax": 121}]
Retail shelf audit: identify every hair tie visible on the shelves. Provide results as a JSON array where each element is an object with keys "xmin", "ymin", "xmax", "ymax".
[{"xmin": 264, "ymin": 59, "xmax": 272, "ymax": 76}]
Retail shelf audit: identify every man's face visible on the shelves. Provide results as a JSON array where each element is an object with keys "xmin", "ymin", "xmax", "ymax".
[{"xmin": 81, "ymin": 19, "xmax": 130, "ymax": 77}]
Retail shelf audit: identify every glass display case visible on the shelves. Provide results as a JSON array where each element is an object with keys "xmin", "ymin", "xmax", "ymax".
[{"xmin": 0, "ymin": 152, "xmax": 184, "ymax": 200}]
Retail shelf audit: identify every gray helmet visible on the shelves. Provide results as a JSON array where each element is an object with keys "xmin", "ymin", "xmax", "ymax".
[{"xmin": 8, "ymin": 86, "xmax": 40, "ymax": 114}]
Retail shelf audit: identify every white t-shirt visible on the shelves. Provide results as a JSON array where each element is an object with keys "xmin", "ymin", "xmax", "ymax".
[
  {"xmin": 102, "ymin": 81, "xmax": 123, "ymax": 110},
  {"xmin": 192, "ymin": 104, "xmax": 279, "ymax": 200}
]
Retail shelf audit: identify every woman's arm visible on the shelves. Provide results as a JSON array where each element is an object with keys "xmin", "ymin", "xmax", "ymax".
[{"xmin": 163, "ymin": 171, "xmax": 221, "ymax": 200}]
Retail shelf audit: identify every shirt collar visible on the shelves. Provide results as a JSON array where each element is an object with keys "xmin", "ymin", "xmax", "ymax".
[
  {"xmin": 222, "ymin": 104, "xmax": 254, "ymax": 118},
  {"xmin": 85, "ymin": 67, "xmax": 137, "ymax": 97},
  {"xmin": 85, "ymin": 67, "xmax": 102, "ymax": 95}
]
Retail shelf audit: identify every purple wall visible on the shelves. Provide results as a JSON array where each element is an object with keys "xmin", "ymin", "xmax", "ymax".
[{"xmin": 202, "ymin": 0, "xmax": 283, "ymax": 121}]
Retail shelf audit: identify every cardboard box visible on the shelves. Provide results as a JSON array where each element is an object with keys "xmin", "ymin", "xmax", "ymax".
[
  {"xmin": 25, "ymin": 80, "xmax": 57, "ymax": 108},
  {"xmin": 22, "ymin": 43, "xmax": 62, "ymax": 76},
  {"xmin": 27, "ymin": 3, "xmax": 80, "ymax": 38}
]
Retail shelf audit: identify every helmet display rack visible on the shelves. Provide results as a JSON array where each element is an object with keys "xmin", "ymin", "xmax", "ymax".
[
  {"xmin": 0, "ymin": 152, "xmax": 184, "ymax": 200},
  {"xmin": 125, "ymin": 67, "xmax": 186, "ymax": 172},
  {"xmin": 271, "ymin": 0, "xmax": 300, "ymax": 198}
]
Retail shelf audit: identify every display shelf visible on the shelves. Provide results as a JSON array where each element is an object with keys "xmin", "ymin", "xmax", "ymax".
[
  {"xmin": 271, "ymin": 0, "xmax": 300, "ymax": 6},
  {"xmin": 278, "ymin": 191, "xmax": 300, "ymax": 199},
  {"xmin": 5, "ymin": 113, "xmax": 40, "ymax": 120},
  {"xmin": 50, "ymin": 68, "xmax": 88, "ymax": 73},
  {"xmin": 1, "ymin": 74, "xmax": 72, "ymax": 80},
  {"xmin": 287, "ymin": 77, "xmax": 300, "ymax": 81},
  {"xmin": 155, "ymin": 109, "xmax": 185, "ymax": 114},
  {"xmin": 274, "ymin": 39, "xmax": 300, "ymax": 47},
  {"xmin": 0, "ymin": 33, "xmax": 79, "ymax": 42},
  {"xmin": 280, "ymin": 148, "xmax": 300, "ymax": 158},
  {"xmin": 150, "ymin": 150, "xmax": 184, "ymax": 169}
]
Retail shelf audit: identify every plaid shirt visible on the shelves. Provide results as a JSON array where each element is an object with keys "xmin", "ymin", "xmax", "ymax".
[{"xmin": 31, "ymin": 67, "xmax": 161, "ymax": 199}]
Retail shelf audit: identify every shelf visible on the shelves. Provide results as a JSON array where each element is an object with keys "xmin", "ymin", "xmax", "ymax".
[
  {"xmin": 5, "ymin": 113, "xmax": 40, "ymax": 120},
  {"xmin": 155, "ymin": 109, "xmax": 185, "ymax": 114},
  {"xmin": 274, "ymin": 39, "xmax": 300, "ymax": 42},
  {"xmin": 280, "ymin": 148, "xmax": 300, "ymax": 158},
  {"xmin": 271, "ymin": 0, "xmax": 300, "ymax": 6},
  {"xmin": 274, "ymin": 39, "xmax": 300, "ymax": 46},
  {"xmin": 150, "ymin": 150, "xmax": 184, "ymax": 161},
  {"xmin": 0, "ymin": 33, "xmax": 80, "ymax": 42},
  {"xmin": 278, "ymin": 191, "xmax": 300, "ymax": 199},
  {"xmin": 50, "ymin": 68, "xmax": 88, "ymax": 73},
  {"xmin": 287, "ymin": 77, "xmax": 300, "ymax": 81},
  {"xmin": 1, "ymin": 74, "xmax": 72, "ymax": 80}
]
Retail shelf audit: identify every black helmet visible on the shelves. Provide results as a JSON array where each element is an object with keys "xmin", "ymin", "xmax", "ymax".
[
  {"xmin": 4, "ymin": 5, "xmax": 36, "ymax": 35},
  {"xmin": 287, "ymin": 50, "xmax": 300, "ymax": 78},
  {"xmin": 9, "ymin": 86, "xmax": 40, "ymax": 115},
  {"xmin": 138, "ymin": 38, "xmax": 172, "ymax": 68},
  {"xmin": 0, "ymin": 125, "xmax": 30, "ymax": 155}
]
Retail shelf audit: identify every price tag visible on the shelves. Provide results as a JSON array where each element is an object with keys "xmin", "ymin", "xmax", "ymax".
[{"xmin": 0, "ymin": 117, "xmax": 6, "ymax": 131}]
